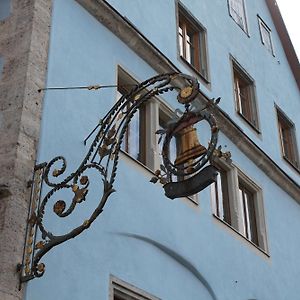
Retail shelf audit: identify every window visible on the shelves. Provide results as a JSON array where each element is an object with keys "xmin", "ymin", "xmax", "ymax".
[
  {"xmin": 211, "ymin": 164, "xmax": 231, "ymax": 225},
  {"xmin": 117, "ymin": 67, "xmax": 198, "ymax": 202},
  {"xmin": 211, "ymin": 157, "xmax": 268, "ymax": 252},
  {"xmin": 232, "ymin": 60, "xmax": 259, "ymax": 130},
  {"xmin": 258, "ymin": 17, "xmax": 274, "ymax": 55},
  {"xmin": 158, "ymin": 110, "xmax": 178, "ymax": 165},
  {"xmin": 228, "ymin": 0, "xmax": 248, "ymax": 33},
  {"xmin": 238, "ymin": 181, "xmax": 258, "ymax": 245},
  {"xmin": 117, "ymin": 70, "xmax": 146, "ymax": 165},
  {"xmin": 178, "ymin": 5, "xmax": 208, "ymax": 80},
  {"xmin": 276, "ymin": 107, "xmax": 299, "ymax": 169},
  {"xmin": 110, "ymin": 276, "xmax": 160, "ymax": 300}
]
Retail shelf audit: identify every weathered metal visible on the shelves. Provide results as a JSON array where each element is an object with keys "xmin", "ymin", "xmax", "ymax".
[{"xmin": 18, "ymin": 73, "xmax": 221, "ymax": 283}]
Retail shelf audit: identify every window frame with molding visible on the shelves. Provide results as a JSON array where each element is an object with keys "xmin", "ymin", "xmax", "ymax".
[
  {"xmin": 258, "ymin": 16, "xmax": 275, "ymax": 56},
  {"xmin": 117, "ymin": 67, "xmax": 199, "ymax": 203},
  {"xmin": 177, "ymin": 2, "xmax": 209, "ymax": 83},
  {"xmin": 227, "ymin": 0, "xmax": 249, "ymax": 34},
  {"xmin": 231, "ymin": 58, "xmax": 260, "ymax": 132},
  {"xmin": 211, "ymin": 157, "xmax": 268, "ymax": 253},
  {"xmin": 275, "ymin": 106, "xmax": 300, "ymax": 171},
  {"xmin": 110, "ymin": 275, "xmax": 160, "ymax": 300}
]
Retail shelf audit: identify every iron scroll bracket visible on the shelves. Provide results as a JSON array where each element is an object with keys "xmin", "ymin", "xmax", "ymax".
[{"xmin": 18, "ymin": 73, "xmax": 226, "ymax": 283}]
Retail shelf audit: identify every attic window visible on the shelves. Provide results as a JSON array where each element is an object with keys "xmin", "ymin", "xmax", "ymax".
[{"xmin": 258, "ymin": 16, "xmax": 275, "ymax": 55}]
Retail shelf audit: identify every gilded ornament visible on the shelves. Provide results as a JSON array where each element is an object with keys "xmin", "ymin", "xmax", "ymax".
[
  {"xmin": 74, "ymin": 188, "xmax": 88, "ymax": 203},
  {"xmin": 180, "ymin": 86, "xmax": 193, "ymax": 99},
  {"xmin": 37, "ymin": 263, "xmax": 45, "ymax": 273},
  {"xmin": 211, "ymin": 125, "xmax": 218, "ymax": 133},
  {"xmin": 35, "ymin": 241, "xmax": 45, "ymax": 250},
  {"xmin": 53, "ymin": 200, "xmax": 66, "ymax": 215},
  {"xmin": 72, "ymin": 184, "xmax": 79, "ymax": 192},
  {"xmin": 52, "ymin": 169, "xmax": 60, "ymax": 177},
  {"xmin": 134, "ymin": 94, "xmax": 141, "ymax": 101},
  {"xmin": 80, "ymin": 176, "xmax": 89, "ymax": 185}
]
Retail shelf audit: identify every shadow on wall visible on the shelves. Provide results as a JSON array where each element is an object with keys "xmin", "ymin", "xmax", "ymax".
[
  {"xmin": 116, "ymin": 232, "xmax": 218, "ymax": 300},
  {"xmin": 0, "ymin": 0, "xmax": 11, "ymax": 21}
]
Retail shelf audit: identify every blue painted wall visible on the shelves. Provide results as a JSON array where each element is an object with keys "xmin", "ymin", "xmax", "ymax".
[
  {"xmin": 0, "ymin": 0, "xmax": 10, "ymax": 21},
  {"xmin": 25, "ymin": 1, "xmax": 300, "ymax": 300},
  {"xmin": 107, "ymin": 0, "xmax": 300, "ymax": 184}
]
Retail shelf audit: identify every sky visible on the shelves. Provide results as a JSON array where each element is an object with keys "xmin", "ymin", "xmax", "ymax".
[{"xmin": 276, "ymin": 0, "xmax": 300, "ymax": 61}]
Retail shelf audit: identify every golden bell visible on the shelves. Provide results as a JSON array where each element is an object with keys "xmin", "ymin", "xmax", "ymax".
[{"xmin": 175, "ymin": 126, "xmax": 207, "ymax": 166}]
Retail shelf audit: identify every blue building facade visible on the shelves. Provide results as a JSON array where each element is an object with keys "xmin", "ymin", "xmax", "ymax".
[{"xmin": 0, "ymin": 1, "xmax": 299, "ymax": 300}]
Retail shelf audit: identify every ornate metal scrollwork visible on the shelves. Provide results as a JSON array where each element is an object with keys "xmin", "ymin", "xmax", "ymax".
[{"xmin": 18, "ymin": 73, "xmax": 223, "ymax": 282}]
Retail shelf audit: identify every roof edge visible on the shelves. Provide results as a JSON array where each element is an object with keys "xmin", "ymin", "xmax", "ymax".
[{"xmin": 265, "ymin": 0, "xmax": 300, "ymax": 90}]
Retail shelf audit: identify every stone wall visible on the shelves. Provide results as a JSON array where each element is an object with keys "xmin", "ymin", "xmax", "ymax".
[{"xmin": 0, "ymin": 1, "xmax": 52, "ymax": 299}]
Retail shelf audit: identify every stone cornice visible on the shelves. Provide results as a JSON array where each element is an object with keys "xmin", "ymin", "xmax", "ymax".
[{"xmin": 76, "ymin": 0, "xmax": 300, "ymax": 203}]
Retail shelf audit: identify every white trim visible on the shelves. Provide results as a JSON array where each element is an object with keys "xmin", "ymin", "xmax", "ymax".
[
  {"xmin": 211, "ymin": 157, "xmax": 269, "ymax": 252},
  {"xmin": 109, "ymin": 275, "xmax": 160, "ymax": 300}
]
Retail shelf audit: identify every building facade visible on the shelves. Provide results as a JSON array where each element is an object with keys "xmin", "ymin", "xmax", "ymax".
[{"xmin": 0, "ymin": 0, "xmax": 300, "ymax": 300}]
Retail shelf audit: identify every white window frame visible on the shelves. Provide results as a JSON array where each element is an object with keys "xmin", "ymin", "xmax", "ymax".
[
  {"xmin": 117, "ymin": 66, "xmax": 198, "ymax": 203},
  {"xmin": 231, "ymin": 57, "xmax": 260, "ymax": 132},
  {"xmin": 258, "ymin": 16, "xmax": 275, "ymax": 56},
  {"xmin": 211, "ymin": 157, "xmax": 268, "ymax": 252},
  {"xmin": 177, "ymin": 2, "xmax": 210, "ymax": 83},
  {"xmin": 228, "ymin": 0, "xmax": 248, "ymax": 33},
  {"xmin": 109, "ymin": 275, "xmax": 160, "ymax": 300}
]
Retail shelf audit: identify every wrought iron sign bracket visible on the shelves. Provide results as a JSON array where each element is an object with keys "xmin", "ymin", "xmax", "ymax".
[{"xmin": 17, "ymin": 73, "xmax": 230, "ymax": 284}]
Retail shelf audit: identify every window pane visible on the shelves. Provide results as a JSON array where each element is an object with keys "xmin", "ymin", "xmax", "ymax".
[
  {"xmin": 118, "ymin": 77, "xmax": 145, "ymax": 164},
  {"xmin": 260, "ymin": 20, "xmax": 273, "ymax": 54},
  {"xmin": 159, "ymin": 116, "xmax": 177, "ymax": 163},
  {"xmin": 277, "ymin": 111, "xmax": 299, "ymax": 166},
  {"xmin": 244, "ymin": 191, "xmax": 258, "ymax": 245},
  {"xmin": 229, "ymin": 0, "xmax": 246, "ymax": 30},
  {"xmin": 127, "ymin": 109, "xmax": 140, "ymax": 161},
  {"xmin": 212, "ymin": 167, "xmax": 231, "ymax": 224},
  {"xmin": 233, "ymin": 65, "xmax": 257, "ymax": 128},
  {"xmin": 238, "ymin": 184, "xmax": 258, "ymax": 245},
  {"xmin": 179, "ymin": 34, "xmax": 184, "ymax": 57},
  {"xmin": 238, "ymin": 187, "xmax": 247, "ymax": 237},
  {"xmin": 178, "ymin": 7, "xmax": 208, "ymax": 77},
  {"xmin": 186, "ymin": 42, "xmax": 192, "ymax": 64}
]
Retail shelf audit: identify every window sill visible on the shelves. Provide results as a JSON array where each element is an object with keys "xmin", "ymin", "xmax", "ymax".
[
  {"xmin": 237, "ymin": 112, "xmax": 261, "ymax": 135},
  {"xmin": 120, "ymin": 150, "xmax": 198, "ymax": 205},
  {"xmin": 179, "ymin": 56, "xmax": 210, "ymax": 87},
  {"xmin": 212, "ymin": 214, "xmax": 270, "ymax": 258}
]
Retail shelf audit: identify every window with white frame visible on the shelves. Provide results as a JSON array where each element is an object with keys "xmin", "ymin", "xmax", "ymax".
[
  {"xmin": 276, "ymin": 106, "xmax": 299, "ymax": 169},
  {"xmin": 117, "ymin": 68, "xmax": 178, "ymax": 171},
  {"xmin": 228, "ymin": 0, "xmax": 248, "ymax": 33},
  {"xmin": 117, "ymin": 67, "xmax": 198, "ymax": 202},
  {"xmin": 258, "ymin": 16, "xmax": 274, "ymax": 55},
  {"xmin": 177, "ymin": 3, "xmax": 209, "ymax": 80},
  {"xmin": 211, "ymin": 157, "xmax": 268, "ymax": 251},
  {"xmin": 232, "ymin": 59, "xmax": 259, "ymax": 131},
  {"xmin": 117, "ymin": 72, "xmax": 146, "ymax": 165},
  {"xmin": 110, "ymin": 275, "xmax": 160, "ymax": 300}
]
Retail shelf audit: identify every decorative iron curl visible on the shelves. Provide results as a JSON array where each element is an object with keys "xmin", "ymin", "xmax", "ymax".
[{"xmin": 19, "ymin": 72, "xmax": 207, "ymax": 282}]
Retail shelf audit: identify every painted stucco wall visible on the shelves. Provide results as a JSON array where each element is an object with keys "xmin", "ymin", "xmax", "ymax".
[
  {"xmin": 107, "ymin": 0, "xmax": 300, "ymax": 184},
  {"xmin": 25, "ymin": 1, "xmax": 300, "ymax": 300}
]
